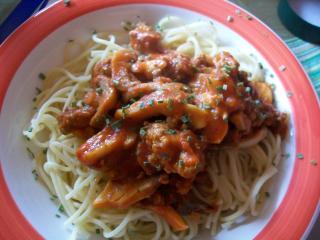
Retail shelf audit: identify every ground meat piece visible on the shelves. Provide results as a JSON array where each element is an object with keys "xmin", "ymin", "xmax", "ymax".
[
  {"xmin": 136, "ymin": 122, "xmax": 205, "ymax": 179},
  {"xmin": 58, "ymin": 106, "xmax": 95, "ymax": 135},
  {"xmin": 129, "ymin": 22, "xmax": 162, "ymax": 53}
]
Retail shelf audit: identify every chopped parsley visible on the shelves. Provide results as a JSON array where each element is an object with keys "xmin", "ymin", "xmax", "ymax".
[
  {"xmin": 58, "ymin": 204, "xmax": 65, "ymax": 213},
  {"xmin": 96, "ymin": 87, "xmax": 103, "ymax": 94},
  {"xmin": 113, "ymin": 79, "xmax": 120, "ymax": 85},
  {"xmin": 222, "ymin": 84, "xmax": 228, "ymax": 91},
  {"xmin": 38, "ymin": 72, "xmax": 46, "ymax": 80},
  {"xmin": 111, "ymin": 119, "xmax": 123, "ymax": 131},
  {"xmin": 200, "ymin": 103, "xmax": 211, "ymax": 110},
  {"xmin": 96, "ymin": 229, "xmax": 101, "ymax": 234},
  {"xmin": 216, "ymin": 85, "xmax": 224, "ymax": 92},
  {"xmin": 222, "ymin": 114, "xmax": 228, "ymax": 122},
  {"xmin": 167, "ymin": 99, "xmax": 174, "ymax": 111},
  {"xmin": 139, "ymin": 127, "xmax": 147, "ymax": 137},
  {"xmin": 63, "ymin": 0, "xmax": 71, "ymax": 6},
  {"xmin": 157, "ymin": 100, "xmax": 164, "ymax": 104},
  {"xmin": 50, "ymin": 195, "xmax": 58, "ymax": 201},
  {"xmin": 245, "ymin": 86, "xmax": 251, "ymax": 93},
  {"xmin": 237, "ymin": 82, "xmax": 244, "ymax": 87},
  {"xmin": 147, "ymin": 99, "xmax": 154, "ymax": 106},
  {"xmin": 55, "ymin": 214, "xmax": 61, "ymax": 218},
  {"xmin": 35, "ymin": 87, "xmax": 42, "ymax": 95},
  {"xmin": 254, "ymin": 99, "xmax": 261, "ymax": 106},
  {"xmin": 296, "ymin": 153, "xmax": 304, "ymax": 160},
  {"xmin": 166, "ymin": 129, "xmax": 177, "ymax": 135},
  {"xmin": 43, "ymin": 148, "xmax": 48, "ymax": 155},
  {"xmin": 139, "ymin": 102, "xmax": 145, "ymax": 109},
  {"xmin": 122, "ymin": 21, "xmax": 134, "ymax": 31},
  {"xmin": 258, "ymin": 62, "xmax": 263, "ymax": 69},
  {"xmin": 121, "ymin": 104, "xmax": 130, "ymax": 118},
  {"xmin": 26, "ymin": 147, "xmax": 35, "ymax": 159},
  {"xmin": 222, "ymin": 64, "xmax": 233, "ymax": 75},
  {"xmin": 178, "ymin": 160, "xmax": 185, "ymax": 167},
  {"xmin": 32, "ymin": 169, "xmax": 38, "ymax": 180},
  {"xmin": 181, "ymin": 115, "xmax": 190, "ymax": 124},
  {"xmin": 27, "ymin": 127, "xmax": 33, "ymax": 132}
]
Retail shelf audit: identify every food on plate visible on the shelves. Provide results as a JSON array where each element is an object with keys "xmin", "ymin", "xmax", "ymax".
[{"xmin": 23, "ymin": 16, "xmax": 288, "ymax": 239}]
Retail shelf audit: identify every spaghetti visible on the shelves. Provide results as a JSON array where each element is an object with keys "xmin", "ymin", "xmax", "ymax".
[{"xmin": 23, "ymin": 17, "xmax": 287, "ymax": 240}]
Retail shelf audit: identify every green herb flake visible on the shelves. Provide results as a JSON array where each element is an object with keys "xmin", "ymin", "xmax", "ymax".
[
  {"xmin": 296, "ymin": 153, "xmax": 304, "ymax": 160},
  {"xmin": 222, "ymin": 64, "xmax": 232, "ymax": 75},
  {"xmin": 113, "ymin": 79, "xmax": 120, "ymax": 85},
  {"xmin": 32, "ymin": 169, "xmax": 38, "ymax": 180},
  {"xmin": 155, "ymin": 164, "xmax": 162, "ymax": 171},
  {"xmin": 38, "ymin": 72, "xmax": 46, "ymax": 80},
  {"xmin": 181, "ymin": 115, "xmax": 190, "ymax": 124},
  {"xmin": 201, "ymin": 103, "xmax": 211, "ymax": 110},
  {"xmin": 63, "ymin": 0, "xmax": 71, "ymax": 6},
  {"xmin": 50, "ymin": 195, "xmax": 58, "ymax": 201},
  {"xmin": 270, "ymin": 83, "xmax": 276, "ymax": 90},
  {"xmin": 222, "ymin": 84, "xmax": 228, "ymax": 91},
  {"xmin": 58, "ymin": 205, "xmax": 65, "ymax": 213},
  {"xmin": 92, "ymin": 29, "xmax": 97, "ymax": 35},
  {"xmin": 111, "ymin": 120, "xmax": 123, "ymax": 131},
  {"xmin": 55, "ymin": 214, "xmax": 61, "ymax": 218},
  {"xmin": 222, "ymin": 114, "xmax": 228, "ymax": 122},
  {"xmin": 122, "ymin": 21, "xmax": 133, "ymax": 31},
  {"xmin": 148, "ymin": 99, "xmax": 154, "ymax": 106},
  {"xmin": 96, "ymin": 229, "xmax": 101, "ymax": 234},
  {"xmin": 35, "ymin": 87, "xmax": 42, "ymax": 95},
  {"xmin": 258, "ymin": 62, "xmax": 263, "ymax": 69},
  {"xmin": 178, "ymin": 160, "xmax": 185, "ymax": 167},
  {"xmin": 157, "ymin": 100, "xmax": 164, "ymax": 104},
  {"xmin": 96, "ymin": 87, "xmax": 103, "ymax": 94},
  {"xmin": 255, "ymin": 99, "xmax": 261, "ymax": 106},
  {"xmin": 139, "ymin": 102, "xmax": 145, "ymax": 109},
  {"xmin": 43, "ymin": 148, "xmax": 48, "ymax": 155},
  {"xmin": 237, "ymin": 82, "xmax": 244, "ymax": 87},
  {"xmin": 245, "ymin": 86, "xmax": 251, "ymax": 93},
  {"xmin": 27, "ymin": 127, "xmax": 33, "ymax": 132},
  {"xmin": 216, "ymin": 85, "xmax": 224, "ymax": 92},
  {"xmin": 167, "ymin": 99, "xmax": 174, "ymax": 111},
  {"xmin": 139, "ymin": 127, "xmax": 147, "ymax": 137},
  {"xmin": 26, "ymin": 147, "xmax": 35, "ymax": 159},
  {"xmin": 167, "ymin": 129, "xmax": 177, "ymax": 135}
]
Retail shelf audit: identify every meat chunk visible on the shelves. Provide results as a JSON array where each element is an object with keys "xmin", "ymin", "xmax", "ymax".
[
  {"xmin": 92, "ymin": 58, "xmax": 112, "ymax": 87},
  {"xmin": 111, "ymin": 50, "xmax": 140, "ymax": 92},
  {"xmin": 89, "ymin": 75, "xmax": 118, "ymax": 128},
  {"xmin": 132, "ymin": 52, "xmax": 194, "ymax": 82},
  {"xmin": 115, "ymin": 89, "xmax": 210, "ymax": 129},
  {"xmin": 122, "ymin": 79, "xmax": 184, "ymax": 102},
  {"xmin": 58, "ymin": 106, "xmax": 95, "ymax": 135},
  {"xmin": 137, "ymin": 123, "xmax": 205, "ymax": 179},
  {"xmin": 76, "ymin": 126, "xmax": 137, "ymax": 166},
  {"xmin": 129, "ymin": 22, "xmax": 162, "ymax": 53},
  {"xmin": 94, "ymin": 176, "xmax": 162, "ymax": 209},
  {"xmin": 249, "ymin": 80, "xmax": 273, "ymax": 105}
]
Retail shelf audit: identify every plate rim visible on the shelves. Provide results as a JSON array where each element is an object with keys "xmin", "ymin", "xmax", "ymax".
[{"xmin": 0, "ymin": 0, "xmax": 319, "ymax": 239}]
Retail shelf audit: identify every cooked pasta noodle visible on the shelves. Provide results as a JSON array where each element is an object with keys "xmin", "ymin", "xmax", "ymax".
[{"xmin": 23, "ymin": 16, "xmax": 285, "ymax": 240}]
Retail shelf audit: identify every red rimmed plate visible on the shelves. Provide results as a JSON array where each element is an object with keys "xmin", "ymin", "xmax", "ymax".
[{"xmin": 0, "ymin": 0, "xmax": 319, "ymax": 239}]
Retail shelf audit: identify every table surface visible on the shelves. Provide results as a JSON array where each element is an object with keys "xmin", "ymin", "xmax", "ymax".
[{"xmin": 0, "ymin": 0, "xmax": 319, "ymax": 239}]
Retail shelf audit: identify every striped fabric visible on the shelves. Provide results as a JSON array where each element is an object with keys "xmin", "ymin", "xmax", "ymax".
[{"xmin": 285, "ymin": 38, "xmax": 320, "ymax": 97}]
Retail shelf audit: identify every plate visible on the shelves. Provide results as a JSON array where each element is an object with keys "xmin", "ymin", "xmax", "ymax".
[{"xmin": 0, "ymin": 0, "xmax": 319, "ymax": 239}]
